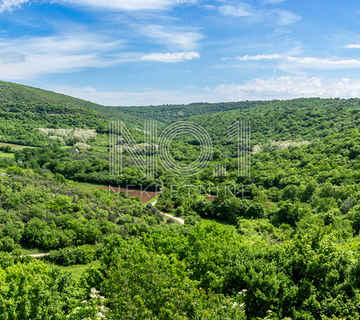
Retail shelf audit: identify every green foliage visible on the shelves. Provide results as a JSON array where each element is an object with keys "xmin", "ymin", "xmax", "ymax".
[
  {"xmin": 48, "ymin": 245, "xmax": 98, "ymax": 266},
  {"xmin": 114, "ymin": 100, "xmax": 271, "ymax": 124},
  {"xmin": 0, "ymin": 80, "xmax": 146, "ymax": 147},
  {"xmin": 0, "ymin": 170, "xmax": 161, "ymax": 251},
  {"xmin": 174, "ymin": 205, "xmax": 184, "ymax": 217},
  {"xmin": 92, "ymin": 224, "xmax": 360, "ymax": 319},
  {"xmin": 66, "ymin": 288, "xmax": 109, "ymax": 320},
  {"xmin": 4, "ymin": 86, "xmax": 360, "ymax": 318},
  {"xmin": 91, "ymin": 234, "xmax": 246, "ymax": 320},
  {"xmin": 0, "ymin": 260, "xmax": 82, "ymax": 319},
  {"xmin": 186, "ymin": 97, "xmax": 360, "ymax": 150}
]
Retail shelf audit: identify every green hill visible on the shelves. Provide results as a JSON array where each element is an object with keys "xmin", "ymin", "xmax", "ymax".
[
  {"xmin": 182, "ymin": 97, "xmax": 360, "ymax": 150},
  {"xmin": 113, "ymin": 97, "xmax": 360, "ymax": 155},
  {"xmin": 113, "ymin": 100, "xmax": 274, "ymax": 124},
  {"xmin": 3, "ymin": 81, "xmax": 360, "ymax": 153},
  {"xmin": 0, "ymin": 81, "xmax": 143, "ymax": 146}
]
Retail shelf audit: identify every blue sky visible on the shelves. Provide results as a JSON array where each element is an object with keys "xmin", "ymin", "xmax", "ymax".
[{"xmin": 1, "ymin": 0, "xmax": 360, "ymax": 106}]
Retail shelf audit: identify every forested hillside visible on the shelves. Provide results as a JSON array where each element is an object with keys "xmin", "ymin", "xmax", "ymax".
[
  {"xmin": 185, "ymin": 97, "xmax": 360, "ymax": 146},
  {"xmin": 0, "ymin": 166, "xmax": 162, "ymax": 252},
  {"xmin": 113, "ymin": 100, "xmax": 273, "ymax": 124},
  {"xmin": 3, "ymin": 81, "xmax": 360, "ymax": 319},
  {"xmin": 114, "ymin": 97, "xmax": 360, "ymax": 157},
  {"xmin": 0, "ymin": 81, "xmax": 143, "ymax": 146}
]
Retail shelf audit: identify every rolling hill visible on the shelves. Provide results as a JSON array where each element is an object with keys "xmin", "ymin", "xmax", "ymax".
[
  {"xmin": 0, "ymin": 81, "xmax": 143, "ymax": 146},
  {"xmin": 113, "ymin": 100, "xmax": 275, "ymax": 124},
  {"xmin": 182, "ymin": 97, "xmax": 360, "ymax": 147},
  {"xmin": 3, "ymin": 80, "xmax": 360, "ymax": 152}
]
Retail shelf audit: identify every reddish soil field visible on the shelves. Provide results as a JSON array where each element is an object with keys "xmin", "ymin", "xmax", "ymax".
[{"xmin": 100, "ymin": 186, "xmax": 159, "ymax": 204}]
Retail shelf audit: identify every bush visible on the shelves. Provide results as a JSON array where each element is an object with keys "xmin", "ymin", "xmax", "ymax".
[
  {"xmin": 48, "ymin": 246, "xmax": 78, "ymax": 266},
  {"xmin": 77, "ymin": 245, "xmax": 96, "ymax": 264},
  {"xmin": 0, "ymin": 252, "xmax": 14, "ymax": 269},
  {"xmin": 5, "ymin": 166, "xmax": 24, "ymax": 176},
  {"xmin": 184, "ymin": 212, "xmax": 201, "ymax": 226},
  {"xmin": 174, "ymin": 206, "xmax": 184, "ymax": 217},
  {"xmin": 48, "ymin": 245, "xmax": 98, "ymax": 265},
  {"xmin": 0, "ymin": 236, "xmax": 18, "ymax": 252}
]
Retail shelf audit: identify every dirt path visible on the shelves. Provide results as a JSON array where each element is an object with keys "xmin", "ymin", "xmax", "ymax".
[
  {"xmin": 151, "ymin": 200, "xmax": 185, "ymax": 225},
  {"xmin": 19, "ymin": 201, "xmax": 184, "ymax": 258},
  {"xmin": 21, "ymin": 253, "xmax": 49, "ymax": 258}
]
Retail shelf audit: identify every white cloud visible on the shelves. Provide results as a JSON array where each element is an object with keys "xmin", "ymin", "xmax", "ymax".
[
  {"xmin": 274, "ymin": 9, "xmax": 301, "ymax": 25},
  {"xmin": 53, "ymin": 0, "xmax": 197, "ymax": 11},
  {"xmin": 218, "ymin": 4, "xmax": 252, "ymax": 17},
  {"xmin": 141, "ymin": 51, "xmax": 200, "ymax": 62},
  {"xmin": 284, "ymin": 56, "xmax": 360, "ymax": 69},
  {"xmin": 345, "ymin": 44, "xmax": 360, "ymax": 49},
  {"xmin": 262, "ymin": 0, "xmax": 287, "ymax": 4},
  {"xmin": 0, "ymin": 0, "xmax": 27, "ymax": 13},
  {"xmin": 0, "ymin": 31, "xmax": 201, "ymax": 80},
  {"xmin": 142, "ymin": 25, "xmax": 203, "ymax": 50},
  {"xmin": 206, "ymin": 4, "xmax": 300, "ymax": 25},
  {"xmin": 0, "ymin": 0, "xmax": 200, "ymax": 13},
  {"xmin": 232, "ymin": 53, "xmax": 360, "ymax": 70},
  {"xmin": 50, "ymin": 76, "xmax": 360, "ymax": 106},
  {"xmin": 236, "ymin": 53, "xmax": 281, "ymax": 61},
  {"xmin": 0, "ymin": 33, "xmax": 128, "ymax": 80},
  {"xmin": 48, "ymin": 85, "xmax": 210, "ymax": 106},
  {"xmin": 216, "ymin": 76, "xmax": 360, "ymax": 100}
]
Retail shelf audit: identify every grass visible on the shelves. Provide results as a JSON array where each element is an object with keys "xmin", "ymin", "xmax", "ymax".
[
  {"xmin": 164, "ymin": 211, "xmax": 176, "ymax": 217},
  {"xmin": 76, "ymin": 182, "xmax": 109, "ymax": 189},
  {"xmin": 201, "ymin": 217, "xmax": 236, "ymax": 232},
  {"xmin": 0, "ymin": 152, "xmax": 14, "ymax": 158},
  {"xmin": 0, "ymin": 142, "xmax": 35, "ymax": 150},
  {"xmin": 144, "ymin": 195, "xmax": 158, "ymax": 206},
  {"xmin": 91, "ymin": 146, "xmax": 108, "ymax": 152},
  {"xmin": 21, "ymin": 247, "xmax": 49, "ymax": 255},
  {"xmin": 59, "ymin": 260, "xmax": 101, "ymax": 280}
]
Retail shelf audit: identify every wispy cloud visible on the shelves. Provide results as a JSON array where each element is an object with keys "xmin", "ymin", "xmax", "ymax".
[
  {"xmin": 205, "ymin": 4, "xmax": 300, "ymax": 25},
  {"xmin": 217, "ymin": 4, "xmax": 253, "ymax": 17},
  {"xmin": 52, "ymin": 76, "xmax": 360, "ymax": 106},
  {"xmin": 48, "ymin": 85, "xmax": 209, "ymax": 106},
  {"xmin": 141, "ymin": 51, "xmax": 200, "ymax": 62},
  {"xmin": 262, "ymin": 0, "xmax": 288, "ymax": 4},
  {"xmin": 232, "ymin": 53, "xmax": 360, "ymax": 70},
  {"xmin": 274, "ymin": 9, "xmax": 301, "ymax": 25},
  {"xmin": 0, "ymin": 0, "xmax": 28, "ymax": 13},
  {"xmin": 283, "ymin": 56, "xmax": 360, "ymax": 69},
  {"xmin": 216, "ymin": 76, "xmax": 360, "ymax": 100},
  {"xmin": 1, "ymin": 0, "xmax": 200, "ymax": 13},
  {"xmin": 345, "ymin": 44, "xmax": 360, "ymax": 49},
  {"xmin": 0, "ymin": 30, "xmax": 201, "ymax": 80},
  {"xmin": 236, "ymin": 53, "xmax": 281, "ymax": 61},
  {"xmin": 0, "ymin": 33, "xmax": 127, "ymax": 80},
  {"xmin": 141, "ymin": 25, "xmax": 203, "ymax": 50}
]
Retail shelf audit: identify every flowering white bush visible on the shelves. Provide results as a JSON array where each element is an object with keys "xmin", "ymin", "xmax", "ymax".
[
  {"xmin": 73, "ymin": 142, "xmax": 91, "ymax": 150},
  {"xmin": 66, "ymin": 288, "xmax": 108, "ymax": 319},
  {"xmin": 252, "ymin": 140, "xmax": 311, "ymax": 153},
  {"xmin": 116, "ymin": 143, "xmax": 158, "ymax": 154},
  {"xmin": 37, "ymin": 128, "xmax": 97, "ymax": 145}
]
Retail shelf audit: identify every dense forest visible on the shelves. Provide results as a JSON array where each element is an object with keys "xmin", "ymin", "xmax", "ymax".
[
  {"xmin": 113, "ymin": 100, "xmax": 274, "ymax": 124},
  {"xmin": 2, "ymin": 81, "xmax": 360, "ymax": 319},
  {"xmin": 0, "ymin": 81, "xmax": 143, "ymax": 146}
]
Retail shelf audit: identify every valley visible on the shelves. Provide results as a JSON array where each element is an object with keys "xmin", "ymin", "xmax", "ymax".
[{"xmin": 0, "ymin": 82, "xmax": 360, "ymax": 319}]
